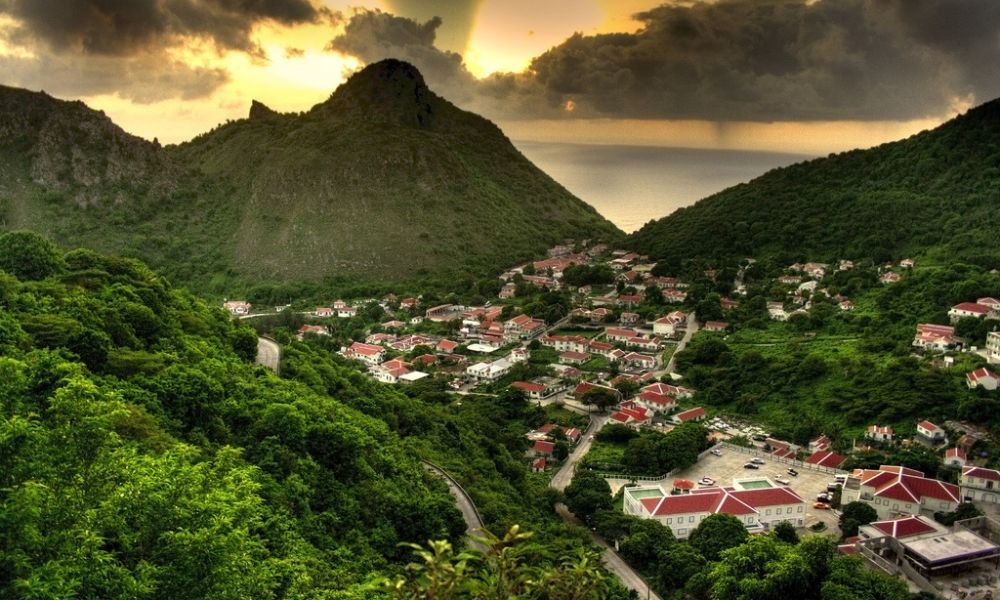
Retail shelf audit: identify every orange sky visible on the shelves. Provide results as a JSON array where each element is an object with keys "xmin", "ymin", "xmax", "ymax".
[{"xmin": 0, "ymin": 0, "xmax": 959, "ymax": 153}]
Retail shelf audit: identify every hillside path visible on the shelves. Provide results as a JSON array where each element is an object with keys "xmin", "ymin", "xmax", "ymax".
[
  {"xmin": 423, "ymin": 462, "xmax": 487, "ymax": 551},
  {"xmin": 256, "ymin": 337, "xmax": 281, "ymax": 373}
]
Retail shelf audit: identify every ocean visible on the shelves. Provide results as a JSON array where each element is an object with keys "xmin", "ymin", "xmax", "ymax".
[{"xmin": 514, "ymin": 141, "xmax": 813, "ymax": 233}]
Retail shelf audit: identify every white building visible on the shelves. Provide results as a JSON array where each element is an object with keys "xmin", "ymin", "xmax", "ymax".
[
  {"xmin": 850, "ymin": 465, "xmax": 960, "ymax": 520},
  {"xmin": 960, "ymin": 466, "xmax": 1000, "ymax": 504},
  {"xmin": 624, "ymin": 480, "xmax": 805, "ymax": 540},
  {"xmin": 989, "ymin": 331, "xmax": 1000, "ymax": 365}
]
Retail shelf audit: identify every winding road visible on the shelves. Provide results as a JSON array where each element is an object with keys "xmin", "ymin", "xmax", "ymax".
[
  {"xmin": 256, "ymin": 337, "xmax": 281, "ymax": 373},
  {"xmin": 423, "ymin": 461, "xmax": 487, "ymax": 551}
]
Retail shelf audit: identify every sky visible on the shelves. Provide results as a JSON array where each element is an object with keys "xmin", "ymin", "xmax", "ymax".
[{"xmin": 1, "ymin": 1, "xmax": 999, "ymax": 228}]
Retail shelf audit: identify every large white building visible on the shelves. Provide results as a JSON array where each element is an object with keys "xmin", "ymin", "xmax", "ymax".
[
  {"xmin": 847, "ymin": 465, "xmax": 961, "ymax": 519},
  {"xmin": 623, "ymin": 479, "xmax": 805, "ymax": 539},
  {"xmin": 961, "ymin": 466, "xmax": 1000, "ymax": 504},
  {"xmin": 988, "ymin": 331, "xmax": 1000, "ymax": 365}
]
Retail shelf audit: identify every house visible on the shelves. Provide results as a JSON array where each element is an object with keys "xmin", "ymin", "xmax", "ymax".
[
  {"xmin": 662, "ymin": 289, "xmax": 687, "ymax": 303},
  {"xmin": 498, "ymin": 282, "xmax": 517, "ymax": 299},
  {"xmin": 943, "ymin": 448, "xmax": 967, "ymax": 469},
  {"xmin": 899, "ymin": 258, "xmax": 914, "ymax": 268},
  {"xmin": 425, "ymin": 304, "xmax": 458, "ymax": 322},
  {"xmin": 809, "ymin": 435, "xmax": 833, "ymax": 453},
  {"xmin": 839, "ymin": 300, "xmax": 854, "ymax": 311},
  {"xmin": 315, "ymin": 307, "xmax": 333, "ymax": 317},
  {"xmin": 912, "ymin": 324, "xmax": 958, "ymax": 352},
  {"xmin": 559, "ymin": 351, "xmax": 590, "ymax": 365},
  {"xmin": 504, "ymin": 314, "xmax": 546, "ymax": 340},
  {"xmin": 653, "ymin": 311, "xmax": 686, "ymax": 336},
  {"xmin": 966, "ymin": 367, "xmax": 999, "ymax": 390},
  {"xmin": 604, "ymin": 327, "xmax": 636, "ymax": 343},
  {"xmin": 636, "ymin": 390, "xmax": 675, "ymax": 412},
  {"xmin": 625, "ymin": 336, "xmax": 661, "ymax": 352},
  {"xmin": 382, "ymin": 320, "xmax": 406, "ymax": 330},
  {"xmin": 857, "ymin": 515, "xmax": 943, "ymax": 542},
  {"xmin": 400, "ymin": 297, "xmax": 418, "ymax": 309},
  {"xmin": 522, "ymin": 274, "xmax": 559, "ymax": 289},
  {"xmin": 590, "ymin": 307, "xmax": 611, "ymax": 323},
  {"xmin": 866, "ymin": 425, "xmax": 894, "ymax": 443},
  {"xmin": 531, "ymin": 458, "xmax": 547, "ymax": 472},
  {"xmin": 805, "ymin": 450, "xmax": 847, "ymax": 469},
  {"xmin": 880, "ymin": 272, "xmax": 901, "ymax": 284},
  {"xmin": 563, "ymin": 428, "xmax": 582, "ymax": 443},
  {"xmin": 577, "ymin": 284, "xmax": 593, "ymax": 296},
  {"xmin": 989, "ymin": 331, "xmax": 1000, "ymax": 364},
  {"xmin": 437, "ymin": 339, "xmax": 459, "ymax": 354},
  {"xmin": 344, "ymin": 342, "xmax": 385, "ymax": 366},
  {"xmin": 673, "ymin": 407, "xmax": 706, "ymax": 424},
  {"xmin": 542, "ymin": 334, "xmax": 590, "ymax": 354},
  {"xmin": 366, "ymin": 332, "xmax": 395, "ymax": 345},
  {"xmin": 623, "ymin": 482, "xmax": 805, "ymax": 539},
  {"xmin": 610, "ymin": 403, "xmax": 651, "ymax": 427},
  {"xmin": 617, "ymin": 294, "xmax": 644, "ymax": 306},
  {"xmin": 703, "ymin": 321, "xmax": 727, "ymax": 332},
  {"xmin": 465, "ymin": 358, "xmax": 514, "ymax": 381},
  {"xmin": 588, "ymin": 340, "xmax": 615, "ymax": 356},
  {"xmin": 531, "ymin": 440, "xmax": 555, "ymax": 457},
  {"xmin": 838, "ymin": 260, "xmax": 855, "ymax": 271},
  {"xmin": 511, "ymin": 381, "xmax": 546, "ymax": 400},
  {"xmin": 767, "ymin": 302, "xmax": 788, "ymax": 321},
  {"xmin": 622, "ymin": 352, "xmax": 657, "ymax": 371},
  {"xmin": 337, "ymin": 306, "xmax": 357, "ymax": 318},
  {"xmin": 948, "ymin": 302, "xmax": 993, "ymax": 323},
  {"xmin": 620, "ymin": 312, "xmax": 640, "ymax": 325},
  {"xmin": 720, "ymin": 298, "xmax": 740, "ymax": 311},
  {"xmin": 642, "ymin": 382, "xmax": 695, "ymax": 399},
  {"xmin": 509, "ymin": 347, "xmax": 529, "ymax": 363},
  {"xmin": 960, "ymin": 466, "xmax": 1000, "ymax": 504},
  {"xmin": 297, "ymin": 324, "xmax": 328, "ymax": 339},
  {"xmin": 224, "ymin": 300, "xmax": 251, "ymax": 315},
  {"xmin": 412, "ymin": 354, "xmax": 437, "ymax": 367},
  {"xmin": 851, "ymin": 465, "xmax": 960, "ymax": 519},
  {"xmin": 372, "ymin": 365, "xmax": 411, "ymax": 384},
  {"xmin": 915, "ymin": 420, "xmax": 946, "ymax": 444}
]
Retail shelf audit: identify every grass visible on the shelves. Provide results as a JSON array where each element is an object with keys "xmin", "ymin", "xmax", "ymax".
[
  {"xmin": 543, "ymin": 405, "xmax": 589, "ymax": 429},
  {"xmin": 550, "ymin": 328, "xmax": 602, "ymax": 338},
  {"xmin": 580, "ymin": 439, "xmax": 627, "ymax": 470}
]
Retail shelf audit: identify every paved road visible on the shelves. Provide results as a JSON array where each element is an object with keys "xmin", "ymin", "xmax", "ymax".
[
  {"xmin": 550, "ymin": 415, "xmax": 609, "ymax": 491},
  {"xmin": 256, "ymin": 337, "xmax": 281, "ymax": 373},
  {"xmin": 555, "ymin": 504, "xmax": 662, "ymax": 600},
  {"xmin": 423, "ymin": 462, "xmax": 487, "ymax": 551},
  {"xmin": 659, "ymin": 312, "xmax": 698, "ymax": 377}
]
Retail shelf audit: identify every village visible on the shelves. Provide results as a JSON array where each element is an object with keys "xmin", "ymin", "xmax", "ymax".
[{"xmin": 225, "ymin": 243, "xmax": 1000, "ymax": 597}]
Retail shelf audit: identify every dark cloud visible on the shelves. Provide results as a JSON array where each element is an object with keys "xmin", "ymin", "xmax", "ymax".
[
  {"xmin": 0, "ymin": 52, "xmax": 229, "ymax": 103},
  {"xmin": 329, "ymin": 1, "xmax": 1000, "ymax": 122},
  {"xmin": 0, "ymin": 0, "xmax": 324, "ymax": 56},
  {"xmin": 326, "ymin": 9, "xmax": 478, "ymax": 103}
]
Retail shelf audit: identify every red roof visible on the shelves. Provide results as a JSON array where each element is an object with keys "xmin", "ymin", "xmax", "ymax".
[
  {"xmin": 437, "ymin": 339, "xmax": 458, "ymax": 352},
  {"xmin": 870, "ymin": 516, "xmax": 937, "ymax": 539},
  {"xmin": 805, "ymin": 450, "xmax": 847, "ymax": 469},
  {"xmin": 673, "ymin": 479, "xmax": 695, "ymax": 490},
  {"xmin": 564, "ymin": 427, "xmax": 581, "ymax": 440},
  {"xmin": 916, "ymin": 323, "xmax": 955, "ymax": 336},
  {"xmin": 512, "ymin": 381, "xmax": 545, "ymax": 394},
  {"xmin": 860, "ymin": 466, "xmax": 960, "ymax": 504},
  {"xmin": 951, "ymin": 302, "xmax": 992, "ymax": 315},
  {"xmin": 730, "ymin": 486, "xmax": 804, "ymax": 508},
  {"xmin": 945, "ymin": 447, "xmax": 967, "ymax": 459},
  {"xmin": 531, "ymin": 458, "xmax": 546, "ymax": 469},
  {"xmin": 560, "ymin": 351, "xmax": 590, "ymax": 361},
  {"xmin": 675, "ymin": 407, "xmax": 706, "ymax": 422},
  {"xmin": 963, "ymin": 466, "xmax": 1000, "ymax": 482},
  {"xmin": 917, "ymin": 420, "xmax": 939, "ymax": 433},
  {"xmin": 638, "ymin": 391, "xmax": 673, "ymax": 407},
  {"xmin": 533, "ymin": 440, "xmax": 555, "ymax": 454},
  {"xmin": 348, "ymin": 342, "xmax": 383, "ymax": 356},
  {"xmin": 968, "ymin": 367, "xmax": 998, "ymax": 382}
]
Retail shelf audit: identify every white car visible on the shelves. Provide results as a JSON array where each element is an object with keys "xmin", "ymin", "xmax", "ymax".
[
  {"xmin": 775, "ymin": 477, "xmax": 791, "ymax": 485},
  {"xmin": 699, "ymin": 477, "xmax": 716, "ymax": 486},
  {"xmin": 710, "ymin": 448, "xmax": 723, "ymax": 456}
]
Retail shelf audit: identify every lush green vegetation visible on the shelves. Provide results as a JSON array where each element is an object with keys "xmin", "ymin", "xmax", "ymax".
[
  {"xmin": 0, "ymin": 60, "xmax": 620, "ymax": 295},
  {"xmin": 628, "ymin": 97, "xmax": 1000, "ymax": 269},
  {"xmin": 674, "ymin": 261, "xmax": 1000, "ymax": 446},
  {"xmin": 0, "ymin": 233, "xmax": 627, "ymax": 598}
]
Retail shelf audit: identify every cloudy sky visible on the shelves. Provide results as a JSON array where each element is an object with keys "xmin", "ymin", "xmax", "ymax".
[
  {"xmin": 2, "ymin": 1, "xmax": 999, "ymax": 228},
  {"xmin": 3, "ymin": 0, "xmax": 998, "ymax": 151}
]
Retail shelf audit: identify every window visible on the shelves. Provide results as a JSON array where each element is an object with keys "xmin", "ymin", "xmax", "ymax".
[
  {"xmin": 689, "ymin": 516, "xmax": 695, "ymax": 523},
  {"xmin": 766, "ymin": 509, "xmax": 771, "ymax": 515},
  {"xmin": 678, "ymin": 529, "xmax": 687, "ymax": 536},
  {"xmin": 893, "ymin": 503, "xmax": 899, "ymax": 510},
  {"xmin": 798, "ymin": 506, "xmax": 803, "ymax": 513},
  {"xmin": 665, "ymin": 518, "xmax": 671, "ymax": 524}
]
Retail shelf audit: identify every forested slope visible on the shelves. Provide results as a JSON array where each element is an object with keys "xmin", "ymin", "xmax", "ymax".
[{"xmin": 628, "ymin": 98, "xmax": 1000, "ymax": 268}]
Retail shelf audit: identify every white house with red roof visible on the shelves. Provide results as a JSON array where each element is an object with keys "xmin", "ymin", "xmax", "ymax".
[
  {"xmin": 314, "ymin": 306, "xmax": 333, "ymax": 317},
  {"xmin": 620, "ymin": 312, "xmax": 640, "ymax": 325},
  {"xmin": 621, "ymin": 352, "xmax": 657, "ymax": 371},
  {"xmin": 850, "ymin": 465, "xmax": 961, "ymax": 519},
  {"xmin": 673, "ymin": 407, "xmax": 706, "ymax": 424},
  {"xmin": 805, "ymin": 450, "xmax": 847, "ymax": 469},
  {"xmin": 653, "ymin": 311, "xmax": 686, "ymax": 336},
  {"xmin": 609, "ymin": 402, "xmax": 651, "ymax": 427},
  {"xmin": 915, "ymin": 420, "xmax": 946, "ymax": 444},
  {"xmin": 343, "ymin": 341, "xmax": 385, "ymax": 366},
  {"xmin": 511, "ymin": 381, "xmax": 546, "ymax": 400},
  {"xmin": 943, "ymin": 448, "xmax": 967, "ymax": 469},
  {"xmin": 948, "ymin": 302, "xmax": 994, "ymax": 323},
  {"xmin": 866, "ymin": 425, "xmax": 894, "ymax": 443},
  {"xmin": 703, "ymin": 321, "xmax": 728, "ymax": 332},
  {"xmin": 809, "ymin": 435, "xmax": 833, "ymax": 453},
  {"xmin": 297, "ymin": 324, "xmax": 329, "ymax": 340},
  {"xmin": 541, "ymin": 334, "xmax": 590, "ymax": 354},
  {"xmin": 573, "ymin": 381, "xmax": 622, "ymax": 403},
  {"xmin": 504, "ymin": 314, "xmax": 546, "ymax": 341},
  {"xmin": 912, "ymin": 323, "xmax": 958, "ymax": 352},
  {"xmin": 623, "ymin": 480, "xmax": 805, "ymax": 539},
  {"xmin": 636, "ymin": 390, "xmax": 676, "ymax": 413},
  {"xmin": 223, "ymin": 300, "xmax": 251, "ymax": 315},
  {"xmin": 642, "ymin": 382, "xmax": 694, "ymax": 399},
  {"xmin": 559, "ymin": 350, "xmax": 590, "ymax": 365},
  {"xmin": 531, "ymin": 440, "xmax": 555, "ymax": 458},
  {"xmin": 373, "ymin": 365, "xmax": 411, "ymax": 384},
  {"xmin": 880, "ymin": 272, "xmax": 901, "ymax": 284},
  {"xmin": 966, "ymin": 367, "xmax": 999, "ymax": 391},
  {"xmin": 499, "ymin": 282, "xmax": 517, "ymax": 299},
  {"xmin": 662, "ymin": 289, "xmax": 687, "ymax": 303},
  {"xmin": 960, "ymin": 466, "xmax": 1000, "ymax": 504},
  {"xmin": 425, "ymin": 304, "xmax": 458, "ymax": 322},
  {"xmin": 531, "ymin": 457, "xmax": 546, "ymax": 472},
  {"xmin": 604, "ymin": 327, "xmax": 637, "ymax": 343},
  {"xmin": 978, "ymin": 297, "xmax": 1000, "ymax": 310}
]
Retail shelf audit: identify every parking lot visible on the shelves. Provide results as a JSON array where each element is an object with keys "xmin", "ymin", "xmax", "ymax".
[{"xmin": 657, "ymin": 443, "xmax": 845, "ymax": 536}]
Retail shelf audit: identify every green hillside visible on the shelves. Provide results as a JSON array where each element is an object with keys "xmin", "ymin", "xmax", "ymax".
[
  {"xmin": 627, "ymin": 99, "xmax": 1000, "ymax": 268},
  {"xmin": 0, "ymin": 60, "xmax": 620, "ymax": 291}
]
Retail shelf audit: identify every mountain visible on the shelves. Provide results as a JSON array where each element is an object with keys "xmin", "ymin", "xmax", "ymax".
[
  {"xmin": 627, "ymin": 99, "xmax": 1000, "ymax": 268},
  {"xmin": 0, "ymin": 60, "xmax": 620, "ymax": 290}
]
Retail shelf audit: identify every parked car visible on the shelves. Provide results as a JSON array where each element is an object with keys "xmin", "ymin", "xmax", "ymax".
[
  {"xmin": 710, "ymin": 448, "xmax": 723, "ymax": 456},
  {"xmin": 816, "ymin": 493, "xmax": 830, "ymax": 502},
  {"xmin": 743, "ymin": 462, "xmax": 760, "ymax": 469},
  {"xmin": 751, "ymin": 458, "xmax": 765, "ymax": 465},
  {"xmin": 827, "ymin": 483, "xmax": 841, "ymax": 493},
  {"xmin": 787, "ymin": 468, "xmax": 798, "ymax": 476},
  {"xmin": 775, "ymin": 477, "xmax": 791, "ymax": 485},
  {"xmin": 813, "ymin": 502, "xmax": 831, "ymax": 509},
  {"xmin": 700, "ymin": 477, "xmax": 716, "ymax": 486}
]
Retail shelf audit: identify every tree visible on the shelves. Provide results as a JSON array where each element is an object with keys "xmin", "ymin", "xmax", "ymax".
[
  {"xmin": 0, "ymin": 230, "xmax": 65, "ymax": 281},
  {"xmin": 839, "ymin": 501, "xmax": 878, "ymax": 538},
  {"xmin": 618, "ymin": 518, "xmax": 676, "ymax": 572},
  {"xmin": 688, "ymin": 513, "xmax": 749, "ymax": 561},
  {"xmin": 583, "ymin": 387, "xmax": 619, "ymax": 412},
  {"xmin": 658, "ymin": 543, "xmax": 707, "ymax": 590},
  {"xmin": 553, "ymin": 440, "xmax": 570, "ymax": 461},
  {"xmin": 773, "ymin": 521, "xmax": 799, "ymax": 545},
  {"xmin": 564, "ymin": 471, "xmax": 612, "ymax": 524}
]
